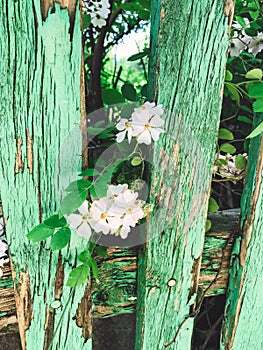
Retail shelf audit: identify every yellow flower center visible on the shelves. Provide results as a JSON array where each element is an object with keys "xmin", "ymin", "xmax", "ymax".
[
  {"xmin": 144, "ymin": 123, "xmax": 150, "ymax": 129},
  {"xmin": 125, "ymin": 122, "xmax": 130, "ymax": 129},
  {"xmin": 82, "ymin": 215, "xmax": 88, "ymax": 222},
  {"xmin": 141, "ymin": 105, "xmax": 146, "ymax": 110},
  {"xmin": 100, "ymin": 213, "xmax": 107, "ymax": 220},
  {"xmin": 127, "ymin": 207, "xmax": 133, "ymax": 214}
]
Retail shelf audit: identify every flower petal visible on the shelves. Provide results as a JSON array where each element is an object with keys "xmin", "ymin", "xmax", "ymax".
[
  {"xmin": 137, "ymin": 130, "xmax": 152, "ymax": 145},
  {"xmin": 120, "ymin": 226, "xmax": 131, "ymax": 239},
  {"xmin": 68, "ymin": 214, "xmax": 82, "ymax": 228},
  {"xmin": 116, "ymin": 130, "xmax": 126, "ymax": 143},
  {"xmin": 150, "ymin": 115, "xmax": 164, "ymax": 127},
  {"xmin": 116, "ymin": 119, "xmax": 128, "ymax": 131},
  {"xmin": 77, "ymin": 222, "xmax": 92, "ymax": 239},
  {"xmin": 150, "ymin": 127, "xmax": 164, "ymax": 142},
  {"xmin": 78, "ymin": 201, "xmax": 89, "ymax": 215}
]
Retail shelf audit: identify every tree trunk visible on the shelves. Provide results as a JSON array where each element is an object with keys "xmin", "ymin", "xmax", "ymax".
[
  {"xmin": 0, "ymin": 1, "xmax": 91, "ymax": 349},
  {"xmin": 220, "ymin": 114, "xmax": 263, "ymax": 350},
  {"xmin": 136, "ymin": 1, "xmax": 233, "ymax": 349}
]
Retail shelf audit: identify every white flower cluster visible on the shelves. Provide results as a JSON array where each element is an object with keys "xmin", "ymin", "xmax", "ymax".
[
  {"xmin": 68, "ymin": 184, "xmax": 146, "ymax": 239},
  {"xmin": 0, "ymin": 218, "xmax": 9, "ymax": 279},
  {"xmin": 213, "ymin": 153, "xmax": 247, "ymax": 181},
  {"xmin": 230, "ymin": 19, "xmax": 263, "ymax": 57},
  {"xmin": 116, "ymin": 102, "xmax": 165, "ymax": 145},
  {"xmin": 83, "ymin": 0, "xmax": 110, "ymax": 28}
]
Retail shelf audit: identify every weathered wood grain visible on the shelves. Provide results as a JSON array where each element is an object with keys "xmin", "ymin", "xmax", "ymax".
[
  {"xmin": 0, "ymin": 1, "xmax": 92, "ymax": 349},
  {"xmin": 135, "ymin": 1, "xmax": 230, "ymax": 349},
  {"xmin": 220, "ymin": 114, "xmax": 263, "ymax": 350}
]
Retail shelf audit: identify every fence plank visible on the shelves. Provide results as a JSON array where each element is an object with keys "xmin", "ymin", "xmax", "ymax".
[
  {"xmin": 0, "ymin": 2, "xmax": 92, "ymax": 349},
  {"xmin": 135, "ymin": 1, "xmax": 232, "ymax": 349},
  {"xmin": 220, "ymin": 114, "xmax": 263, "ymax": 350}
]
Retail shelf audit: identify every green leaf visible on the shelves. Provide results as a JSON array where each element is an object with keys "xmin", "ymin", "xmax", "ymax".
[
  {"xmin": 78, "ymin": 250, "xmax": 90, "ymax": 263},
  {"xmin": 248, "ymin": 84, "xmax": 263, "ymax": 99},
  {"xmin": 244, "ymin": 27, "xmax": 258, "ymax": 36},
  {"xmin": 253, "ymin": 99, "xmax": 263, "ymax": 112},
  {"xmin": 245, "ymin": 68, "xmax": 263, "ymax": 80},
  {"xmin": 240, "ymin": 105, "xmax": 253, "ymax": 113},
  {"xmin": 218, "ymin": 128, "xmax": 234, "ymax": 140},
  {"xmin": 141, "ymin": 84, "xmax": 148, "ymax": 97},
  {"xmin": 94, "ymin": 121, "xmax": 105, "ymax": 128},
  {"xmin": 250, "ymin": 19, "xmax": 261, "ymax": 29},
  {"xmin": 78, "ymin": 168, "xmax": 100, "ymax": 177},
  {"xmin": 44, "ymin": 214, "xmax": 67, "ymax": 228},
  {"xmin": 120, "ymin": 2, "xmax": 142, "ymax": 11},
  {"xmin": 65, "ymin": 180, "xmax": 92, "ymax": 192},
  {"xmin": 249, "ymin": 10, "xmax": 259, "ymax": 20},
  {"xmin": 235, "ymin": 155, "xmax": 247, "ymax": 170},
  {"xmin": 131, "ymin": 156, "xmax": 142, "ymax": 166},
  {"xmin": 208, "ymin": 198, "xmax": 219, "ymax": 213},
  {"xmin": 121, "ymin": 83, "xmax": 137, "ymax": 101},
  {"xmin": 138, "ymin": 9, "xmax": 150, "ymax": 20},
  {"xmin": 91, "ymin": 258, "xmax": 99, "ymax": 279},
  {"xmin": 224, "ymin": 82, "xmax": 240, "ymax": 104},
  {"xmin": 95, "ymin": 159, "xmax": 106, "ymax": 168},
  {"xmin": 95, "ymin": 245, "xmax": 107, "ymax": 258},
  {"xmin": 127, "ymin": 50, "xmax": 149, "ymax": 62},
  {"xmin": 50, "ymin": 227, "xmax": 71, "ymax": 251},
  {"xmin": 237, "ymin": 115, "xmax": 252, "ymax": 124},
  {"xmin": 220, "ymin": 143, "xmax": 236, "ymax": 154},
  {"xmin": 87, "ymin": 127, "xmax": 104, "ymax": 135},
  {"xmin": 205, "ymin": 219, "xmax": 212, "ymax": 232},
  {"xmin": 60, "ymin": 190, "xmax": 88, "ymax": 216},
  {"xmin": 140, "ymin": 0, "xmax": 151, "ymax": 10},
  {"xmin": 246, "ymin": 121, "xmax": 263, "ymax": 139},
  {"xmin": 27, "ymin": 223, "xmax": 55, "ymax": 242},
  {"xmin": 66, "ymin": 264, "xmax": 91, "ymax": 287},
  {"xmin": 90, "ymin": 182, "xmax": 108, "ymax": 198},
  {"xmin": 236, "ymin": 16, "xmax": 246, "ymax": 27},
  {"xmin": 82, "ymin": 14, "xmax": 91, "ymax": 29},
  {"xmin": 102, "ymin": 89, "xmax": 125, "ymax": 105},
  {"xmin": 225, "ymin": 70, "xmax": 233, "ymax": 81}
]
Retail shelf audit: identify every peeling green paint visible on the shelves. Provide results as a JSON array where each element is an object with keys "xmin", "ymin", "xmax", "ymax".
[
  {"xmin": 220, "ymin": 114, "xmax": 263, "ymax": 350},
  {"xmin": 0, "ymin": 1, "xmax": 91, "ymax": 349},
  {"xmin": 136, "ymin": 1, "xmax": 230, "ymax": 349}
]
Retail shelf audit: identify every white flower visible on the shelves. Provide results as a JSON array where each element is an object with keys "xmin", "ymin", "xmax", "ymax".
[
  {"xmin": 67, "ymin": 201, "xmax": 92, "ymax": 239},
  {"xmin": 248, "ymin": 32, "xmax": 263, "ymax": 56},
  {"xmin": 131, "ymin": 113, "xmax": 165, "ymax": 145},
  {"xmin": 108, "ymin": 188, "xmax": 144, "ymax": 229},
  {"xmin": 133, "ymin": 101, "xmax": 164, "ymax": 119},
  {"xmin": 230, "ymin": 35, "xmax": 248, "ymax": 57},
  {"xmin": 115, "ymin": 102, "xmax": 165, "ymax": 144},
  {"xmin": 91, "ymin": 16, "xmax": 107, "ymax": 28},
  {"xmin": 113, "ymin": 189, "xmax": 139, "ymax": 209},
  {"xmin": 83, "ymin": 0, "xmax": 110, "ymax": 28},
  {"xmin": 119, "ymin": 226, "xmax": 131, "ymax": 239},
  {"xmin": 116, "ymin": 119, "xmax": 133, "ymax": 143},
  {"xmin": 107, "ymin": 184, "xmax": 128, "ymax": 197},
  {"xmin": 0, "ymin": 257, "xmax": 9, "ymax": 267},
  {"xmin": 89, "ymin": 197, "xmax": 121, "ymax": 234},
  {"xmin": 0, "ymin": 240, "xmax": 8, "ymax": 256},
  {"xmin": 122, "ymin": 203, "xmax": 144, "ymax": 228},
  {"xmin": 0, "ymin": 217, "xmax": 4, "ymax": 231}
]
